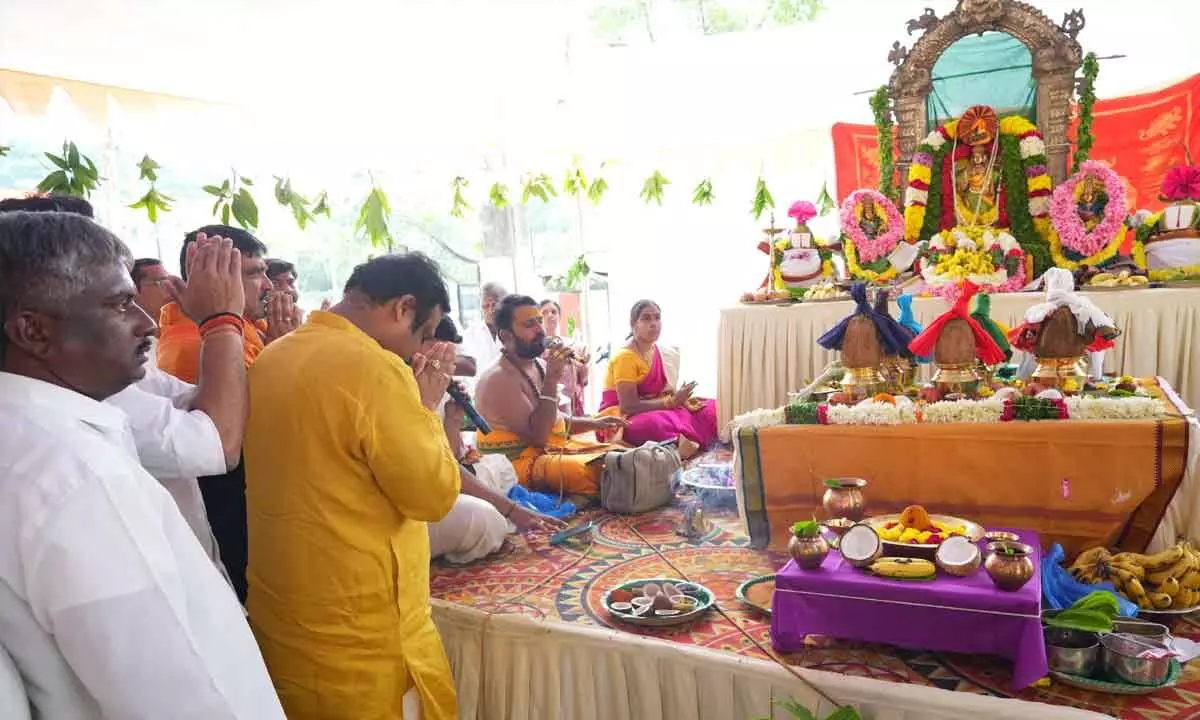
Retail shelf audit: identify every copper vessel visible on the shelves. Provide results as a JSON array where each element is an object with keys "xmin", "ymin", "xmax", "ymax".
[
  {"xmin": 822, "ymin": 478, "xmax": 867, "ymax": 521},
  {"xmin": 788, "ymin": 533, "xmax": 830, "ymax": 570},
  {"xmin": 1032, "ymin": 356, "xmax": 1087, "ymax": 392},
  {"xmin": 984, "ymin": 541, "xmax": 1035, "ymax": 592}
]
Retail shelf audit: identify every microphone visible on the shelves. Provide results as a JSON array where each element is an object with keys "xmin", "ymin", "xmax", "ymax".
[
  {"xmin": 447, "ymin": 382, "xmax": 492, "ymax": 436},
  {"xmin": 545, "ymin": 336, "xmax": 581, "ymax": 363}
]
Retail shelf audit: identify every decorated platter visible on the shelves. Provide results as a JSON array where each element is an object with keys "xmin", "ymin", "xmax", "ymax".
[
  {"xmin": 736, "ymin": 574, "xmax": 775, "ymax": 616},
  {"xmin": 865, "ymin": 511, "xmax": 986, "ymax": 559},
  {"xmin": 603, "ymin": 578, "xmax": 715, "ymax": 628},
  {"xmin": 1049, "ymin": 660, "xmax": 1181, "ymax": 695}
]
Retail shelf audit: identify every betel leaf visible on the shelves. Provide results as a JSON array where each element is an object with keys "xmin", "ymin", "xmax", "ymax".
[
  {"xmin": 823, "ymin": 478, "xmax": 847, "ymax": 489},
  {"xmin": 489, "ymin": 182, "xmax": 510, "ymax": 208},
  {"xmin": 449, "ymin": 176, "xmax": 472, "ymax": 219},
  {"xmin": 639, "ymin": 170, "xmax": 670, "ymax": 205},
  {"xmin": 1071, "ymin": 591, "xmax": 1121, "ymax": 616},
  {"xmin": 791, "ymin": 518, "xmax": 820, "ymax": 537},
  {"xmin": 1044, "ymin": 608, "xmax": 1113, "ymax": 634},
  {"xmin": 692, "ymin": 177, "xmax": 715, "ymax": 206},
  {"xmin": 752, "ymin": 176, "xmax": 775, "ymax": 220}
]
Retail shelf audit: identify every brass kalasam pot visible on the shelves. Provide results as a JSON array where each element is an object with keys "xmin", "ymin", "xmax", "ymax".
[
  {"xmin": 839, "ymin": 365, "xmax": 885, "ymax": 400},
  {"xmin": 789, "ymin": 533, "xmax": 830, "ymax": 570},
  {"xmin": 881, "ymin": 355, "xmax": 915, "ymax": 392},
  {"xmin": 984, "ymin": 541, "xmax": 1035, "ymax": 592},
  {"xmin": 977, "ymin": 361, "xmax": 997, "ymax": 386},
  {"xmin": 932, "ymin": 362, "xmax": 980, "ymax": 397},
  {"xmin": 1032, "ymin": 356, "xmax": 1087, "ymax": 392},
  {"xmin": 822, "ymin": 478, "xmax": 867, "ymax": 521}
]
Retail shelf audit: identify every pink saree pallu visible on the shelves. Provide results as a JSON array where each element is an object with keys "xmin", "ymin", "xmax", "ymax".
[{"xmin": 599, "ymin": 347, "xmax": 718, "ymax": 447}]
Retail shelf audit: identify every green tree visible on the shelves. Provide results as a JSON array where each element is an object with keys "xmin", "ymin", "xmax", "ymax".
[{"xmin": 589, "ymin": 0, "xmax": 824, "ymax": 43}]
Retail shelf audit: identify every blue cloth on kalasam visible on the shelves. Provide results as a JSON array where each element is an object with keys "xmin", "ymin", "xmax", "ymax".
[
  {"xmin": 1041, "ymin": 543, "xmax": 1138, "ymax": 617},
  {"xmin": 896, "ymin": 293, "xmax": 931, "ymax": 363},
  {"xmin": 817, "ymin": 282, "xmax": 910, "ymax": 355},
  {"xmin": 507, "ymin": 484, "xmax": 577, "ymax": 520}
]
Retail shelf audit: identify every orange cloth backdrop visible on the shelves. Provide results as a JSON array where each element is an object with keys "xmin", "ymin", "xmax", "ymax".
[
  {"xmin": 737, "ymin": 403, "xmax": 1189, "ymax": 558},
  {"xmin": 833, "ymin": 73, "xmax": 1200, "ymax": 209}
]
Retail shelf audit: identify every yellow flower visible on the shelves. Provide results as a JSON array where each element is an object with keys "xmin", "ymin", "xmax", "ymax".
[
  {"xmin": 1028, "ymin": 175, "xmax": 1053, "ymax": 192},
  {"xmin": 910, "ymin": 164, "xmax": 932, "ymax": 184}
]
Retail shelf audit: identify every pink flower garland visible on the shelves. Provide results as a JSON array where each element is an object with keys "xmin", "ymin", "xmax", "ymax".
[
  {"xmin": 840, "ymin": 189, "xmax": 904, "ymax": 263},
  {"xmin": 1050, "ymin": 160, "xmax": 1127, "ymax": 258}
]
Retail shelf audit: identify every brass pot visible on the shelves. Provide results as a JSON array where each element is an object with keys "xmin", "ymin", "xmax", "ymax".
[
  {"xmin": 932, "ymin": 361, "xmax": 980, "ymax": 392},
  {"xmin": 822, "ymin": 478, "xmax": 867, "ymax": 521},
  {"xmin": 977, "ymin": 361, "xmax": 997, "ymax": 386},
  {"xmin": 1032, "ymin": 356, "xmax": 1087, "ymax": 393},
  {"xmin": 789, "ymin": 533, "xmax": 830, "ymax": 570},
  {"xmin": 984, "ymin": 541, "xmax": 1035, "ymax": 592},
  {"xmin": 839, "ymin": 366, "xmax": 885, "ymax": 400},
  {"xmin": 881, "ymin": 355, "xmax": 915, "ymax": 392}
]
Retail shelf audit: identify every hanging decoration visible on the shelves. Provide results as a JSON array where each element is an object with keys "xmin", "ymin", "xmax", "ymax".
[
  {"xmin": 521, "ymin": 173, "xmax": 557, "ymax": 203},
  {"xmin": 37, "ymin": 141, "xmax": 102, "ymax": 198},
  {"xmin": 449, "ymin": 176, "xmax": 472, "ymax": 218},
  {"xmin": 273, "ymin": 176, "xmax": 316, "ymax": 230},
  {"xmin": 751, "ymin": 176, "xmax": 775, "ymax": 220},
  {"xmin": 488, "ymin": 182, "xmax": 510, "ymax": 208},
  {"xmin": 356, "ymin": 176, "xmax": 394, "ymax": 250},
  {"xmin": 869, "ymin": 86, "xmax": 897, "ymax": 202},
  {"xmin": 640, "ymin": 170, "xmax": 670, "ymax": 205},
  {"xmin": 203, "ymin": 169, "xmax": 258, "ymax": 229},
  {"xmin": 692, "ymin": 177, "xmax": 715, "ymax": 206},
  {"xmin": 563, "ymin": 161, "xmax": 588, "ymax": 198},
  {"xmin": 1073, "ymin": 53, "xmax": 1100, "ymax": 173},
  {"xmin": 815, "ymin": 181, "xmax": 836, "ymax": 217},
  {"xmin": 129, "ymin": 154, "xmax": 173, "ymax": 224}
]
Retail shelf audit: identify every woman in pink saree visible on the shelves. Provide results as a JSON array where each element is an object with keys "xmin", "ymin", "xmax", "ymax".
[{"xmin": 597, "ymin": 300, "xmax": 718, "ymax": 458}]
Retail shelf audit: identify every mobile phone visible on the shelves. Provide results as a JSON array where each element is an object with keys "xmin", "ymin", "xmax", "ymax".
[{"xmin": 549, "ymin": 521, "xmax": 594, "ymax": 546}]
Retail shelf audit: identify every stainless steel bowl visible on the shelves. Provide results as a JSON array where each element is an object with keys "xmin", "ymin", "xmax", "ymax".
[
  {"xmin": 1100, "ymin": 633, "xmax": 1173, "ymax": 686},
  {"xmin": 1044, "ymin": 628, "xmax": 1099, "ymax": 676},
  {"xmin": 1112, "ymin": 619, "xmax": 1169, "ymax": 642}
]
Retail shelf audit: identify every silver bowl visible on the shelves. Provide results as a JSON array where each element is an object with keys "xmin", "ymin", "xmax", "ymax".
[
  {"xmin": 1100, "ymin": 633, "xmax": 1174, "ymax": 686},
  {"xmin": 1044, "ymin": 627, "xmax": 1100, "ymax": 676},
  {"xmin": 1112, "ymin": 619, "xmax": 1169, "ymax": 642}
]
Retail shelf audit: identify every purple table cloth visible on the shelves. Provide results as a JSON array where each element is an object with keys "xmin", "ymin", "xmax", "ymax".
[{"xmin": 771, "ymin": 529, "xmax": 1047, "ymax": 689}]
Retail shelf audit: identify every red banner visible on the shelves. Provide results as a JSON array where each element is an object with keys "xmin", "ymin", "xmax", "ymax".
[{"xmin": 833, "ymin": 74, "xmax": 1200, "ymax": 211}]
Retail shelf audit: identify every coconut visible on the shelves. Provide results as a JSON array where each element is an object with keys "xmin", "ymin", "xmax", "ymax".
[
  {"xmin": 935, "ymin": 535, "xmax": 982, "ymax": 577},
  {"xmin": 934, "ymin": 317, "xmax": 977, "ymax": 365},
  {"xmin": 839, "ymin": 523, "xmax": 883, "ymax": 568},
  {"xmin": 1035, "ymin": 306, "xmax": 1091, "ymax": 358}
]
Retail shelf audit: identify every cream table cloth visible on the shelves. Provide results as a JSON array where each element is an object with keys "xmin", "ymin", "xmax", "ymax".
[{"xmin": 718, "ymin": 288, "xmax": 1200, "ymax": 427}]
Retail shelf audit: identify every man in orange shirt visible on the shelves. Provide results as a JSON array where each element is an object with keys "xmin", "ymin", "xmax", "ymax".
[{"xmin": 157, "ymin": 224, "xmax": 300, "ymax": 602}]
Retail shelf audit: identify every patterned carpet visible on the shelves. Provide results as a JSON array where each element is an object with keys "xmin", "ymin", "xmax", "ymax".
[{"xmin": 430, "ymin": 450, "xmax": 1200, "ymax": 719}]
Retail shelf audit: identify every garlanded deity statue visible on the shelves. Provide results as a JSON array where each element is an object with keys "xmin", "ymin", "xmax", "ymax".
[
  {"xmin": 858, "ymin": 195, "xmax": 885, "ymax": 240},
  {"xmin": 953, "ymin": 106, "xmax": 1003, "ymax": 228},
  {"xmin": 1075, "ymin": 175, "xmax": 1108, "ymax": 231}
]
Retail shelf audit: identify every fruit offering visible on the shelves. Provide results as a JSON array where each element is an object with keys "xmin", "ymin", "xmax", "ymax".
[
  {"xmin": 877, "ymin": 504, "xmax": 969, "ymax": 545},
  {"xmin": 869, "ymin": 557, "xmax": 937, "ymax": 580},
  {"xmin": 804, "ymin": 281, "xmax": 845, "ymax": 301},
  {"xmin": 1069, "ymin": 541, "xmax": 1200, "ymax": 611},
  {"xmin": 1086, "ymin": 270, "xmax": 1149, "ymax": 288}
]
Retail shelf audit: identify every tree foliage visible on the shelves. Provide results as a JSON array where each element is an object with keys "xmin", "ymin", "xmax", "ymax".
[{"xmin": 590, "ymin": 0, "xmax": 825, "ymax": 44}]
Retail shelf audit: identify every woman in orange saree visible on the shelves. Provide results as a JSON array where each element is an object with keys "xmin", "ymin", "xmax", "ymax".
[{"xmin": 598, "ymin": 300, "xmax": 718, "ymax": 457}]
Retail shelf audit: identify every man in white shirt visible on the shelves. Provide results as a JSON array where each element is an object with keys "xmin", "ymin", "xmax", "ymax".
[
  {"xmin": 0, "ymin": 211, "xmax": 282, "ymax": 718},
  {"xmin": 457, "ymin": 281, "xmax": 506, "ymax": 391}
]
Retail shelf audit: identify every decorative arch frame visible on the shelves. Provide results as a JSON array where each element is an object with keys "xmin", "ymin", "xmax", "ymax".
[{"xmin": 888, "ymin": 0, "xmax": 1084, "ymax": 185}]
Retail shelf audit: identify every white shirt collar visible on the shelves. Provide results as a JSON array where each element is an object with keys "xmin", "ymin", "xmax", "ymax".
[{"xmin": 0, "ymin": 372, "xmax": 130, "ymax": 436}]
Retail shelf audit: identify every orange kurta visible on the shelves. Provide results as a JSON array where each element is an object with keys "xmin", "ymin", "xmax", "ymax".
[
  {"xmin": 245, "ymin": 311, "xmax": 461, "ymax": 720},
  {"xmin": 156, "ymin": 302, "xmax": 265, "ymax": 382}
]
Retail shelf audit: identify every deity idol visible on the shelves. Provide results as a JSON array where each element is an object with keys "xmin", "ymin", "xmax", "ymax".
[
  {"xmin": 1076, "ymin": 175, "xmax": 1107, "ymax": 231},
  {"xmin": 859, "ymin": 195, "xmax": 885, "ymax": 239},
  {"xmin": 951, "ymin": 105, "xmax": 1003, "ymax": 228}
]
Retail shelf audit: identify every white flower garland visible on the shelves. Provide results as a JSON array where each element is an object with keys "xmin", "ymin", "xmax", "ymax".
[
  {"xmin": 1063, "ymin": 396, "xmax": 1167, "ymax": 421},
  {"xmin": 722, "ymin": 406, "xmax": 786, "ymax": 442},
  {"xmin": 921, "ymin": 398, "xmax": 1008, "ymax": 424}
]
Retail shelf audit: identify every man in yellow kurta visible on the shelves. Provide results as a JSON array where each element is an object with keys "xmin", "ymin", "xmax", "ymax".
[
  {"xmin": 244, "ymin": 253, "xmax": 462, "ymax": 720},
  {"xmin": 474, "ymin": 295, "xmax": 626, "ymax": 497}
]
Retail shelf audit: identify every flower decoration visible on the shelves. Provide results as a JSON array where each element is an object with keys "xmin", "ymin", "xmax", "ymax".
[
  {"xmin": 1049, "ymin": 160, "xmax": 1128, "ymax": 263},
  {"xmin": 839, "ymin": 189, "xmax": 905, "ymax": 264},
  {"xmin": 1162, "ymin": 165, "xmax": 1200, "ymax": 202},
  {"xmin": 788, "ymin": 200, "xmax": 818, "ymax": 226}
]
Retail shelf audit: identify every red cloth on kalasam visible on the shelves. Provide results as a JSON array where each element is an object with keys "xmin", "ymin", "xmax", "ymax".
[
  {"xmin": 1008, "ymin": 322, "xmax": 1115, "ymax": 353},
  {"xmin": 908, "ymin": 282, "xmax": 1006, "ymax": 365}
]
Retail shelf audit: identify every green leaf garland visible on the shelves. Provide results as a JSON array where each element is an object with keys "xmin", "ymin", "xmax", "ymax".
[
  {"xmin": 356, "ymin": 180, "xmax": 394, "ymax": 250},
  {"xmin": 639, "ymin": 170, "xmax": 670, "ymax": 205},
  {"xmin": 751, "ymin": 176, "xmax": 775, "ymax": 220},
  {"xmin": 999, "ymin": 135, "xmax": 1052, "ymax": 276},
  {"xmin": 37, "ymin": 141, "xmax": 102, "ymax": 198},
  {"xmin": 563, "ymin": 162, "xmax": 588, "ymax": 198},
  {"xmin": 489, "ymin": 182, "xmax": 510, "ymax": 208},
  {"xmin": 449, "ymin": 176, "xmax": 472, "ymax": 218},
  {"xmin": 869, "ymin": 86, "xmax": 896, "ymax": 202},
  {"xmin": 273, "ymin": 176, "xmax": 315, "ymax": 230},
  {"xmin": 129, "ymin": 154, "xmax": 173, "ymax": 223},
  {"xmin": 1073, "ymin": 53, "xmax": 1100, "ymax": 173},
  {"xmin": 692, "ymin": 177, "xmax": 715, "ymax": 206}
]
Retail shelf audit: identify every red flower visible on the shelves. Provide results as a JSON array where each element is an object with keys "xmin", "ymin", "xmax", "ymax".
[{"xmin": 1161, "ymin": 165, "xmax": 1200, "ymax": 202}]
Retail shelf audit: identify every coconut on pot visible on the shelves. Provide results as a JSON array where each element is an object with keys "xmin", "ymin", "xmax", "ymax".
[
  {"xmin": 935, "ymin": 535, "xmax": 982, "ymax": 577},
  {"xmin": 839, "ymin": 523, "xmax": 883, "ymax": 568}
]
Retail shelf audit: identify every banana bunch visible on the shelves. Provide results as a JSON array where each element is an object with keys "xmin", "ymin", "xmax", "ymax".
[
  {"xmin": 1070, "ymin": 542, "xmax": 1200, "ymax": 611},
  {"xmin": 869, "ymin": 557, "xmax": 936, "ymax": 580},
  {"xmin": 1088, "ymin": 270, "xmax": 1149, "ymax": 288},
  {"xmin": 805, "ymin": 282, "xmax": 845, "ymax": 301}
]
